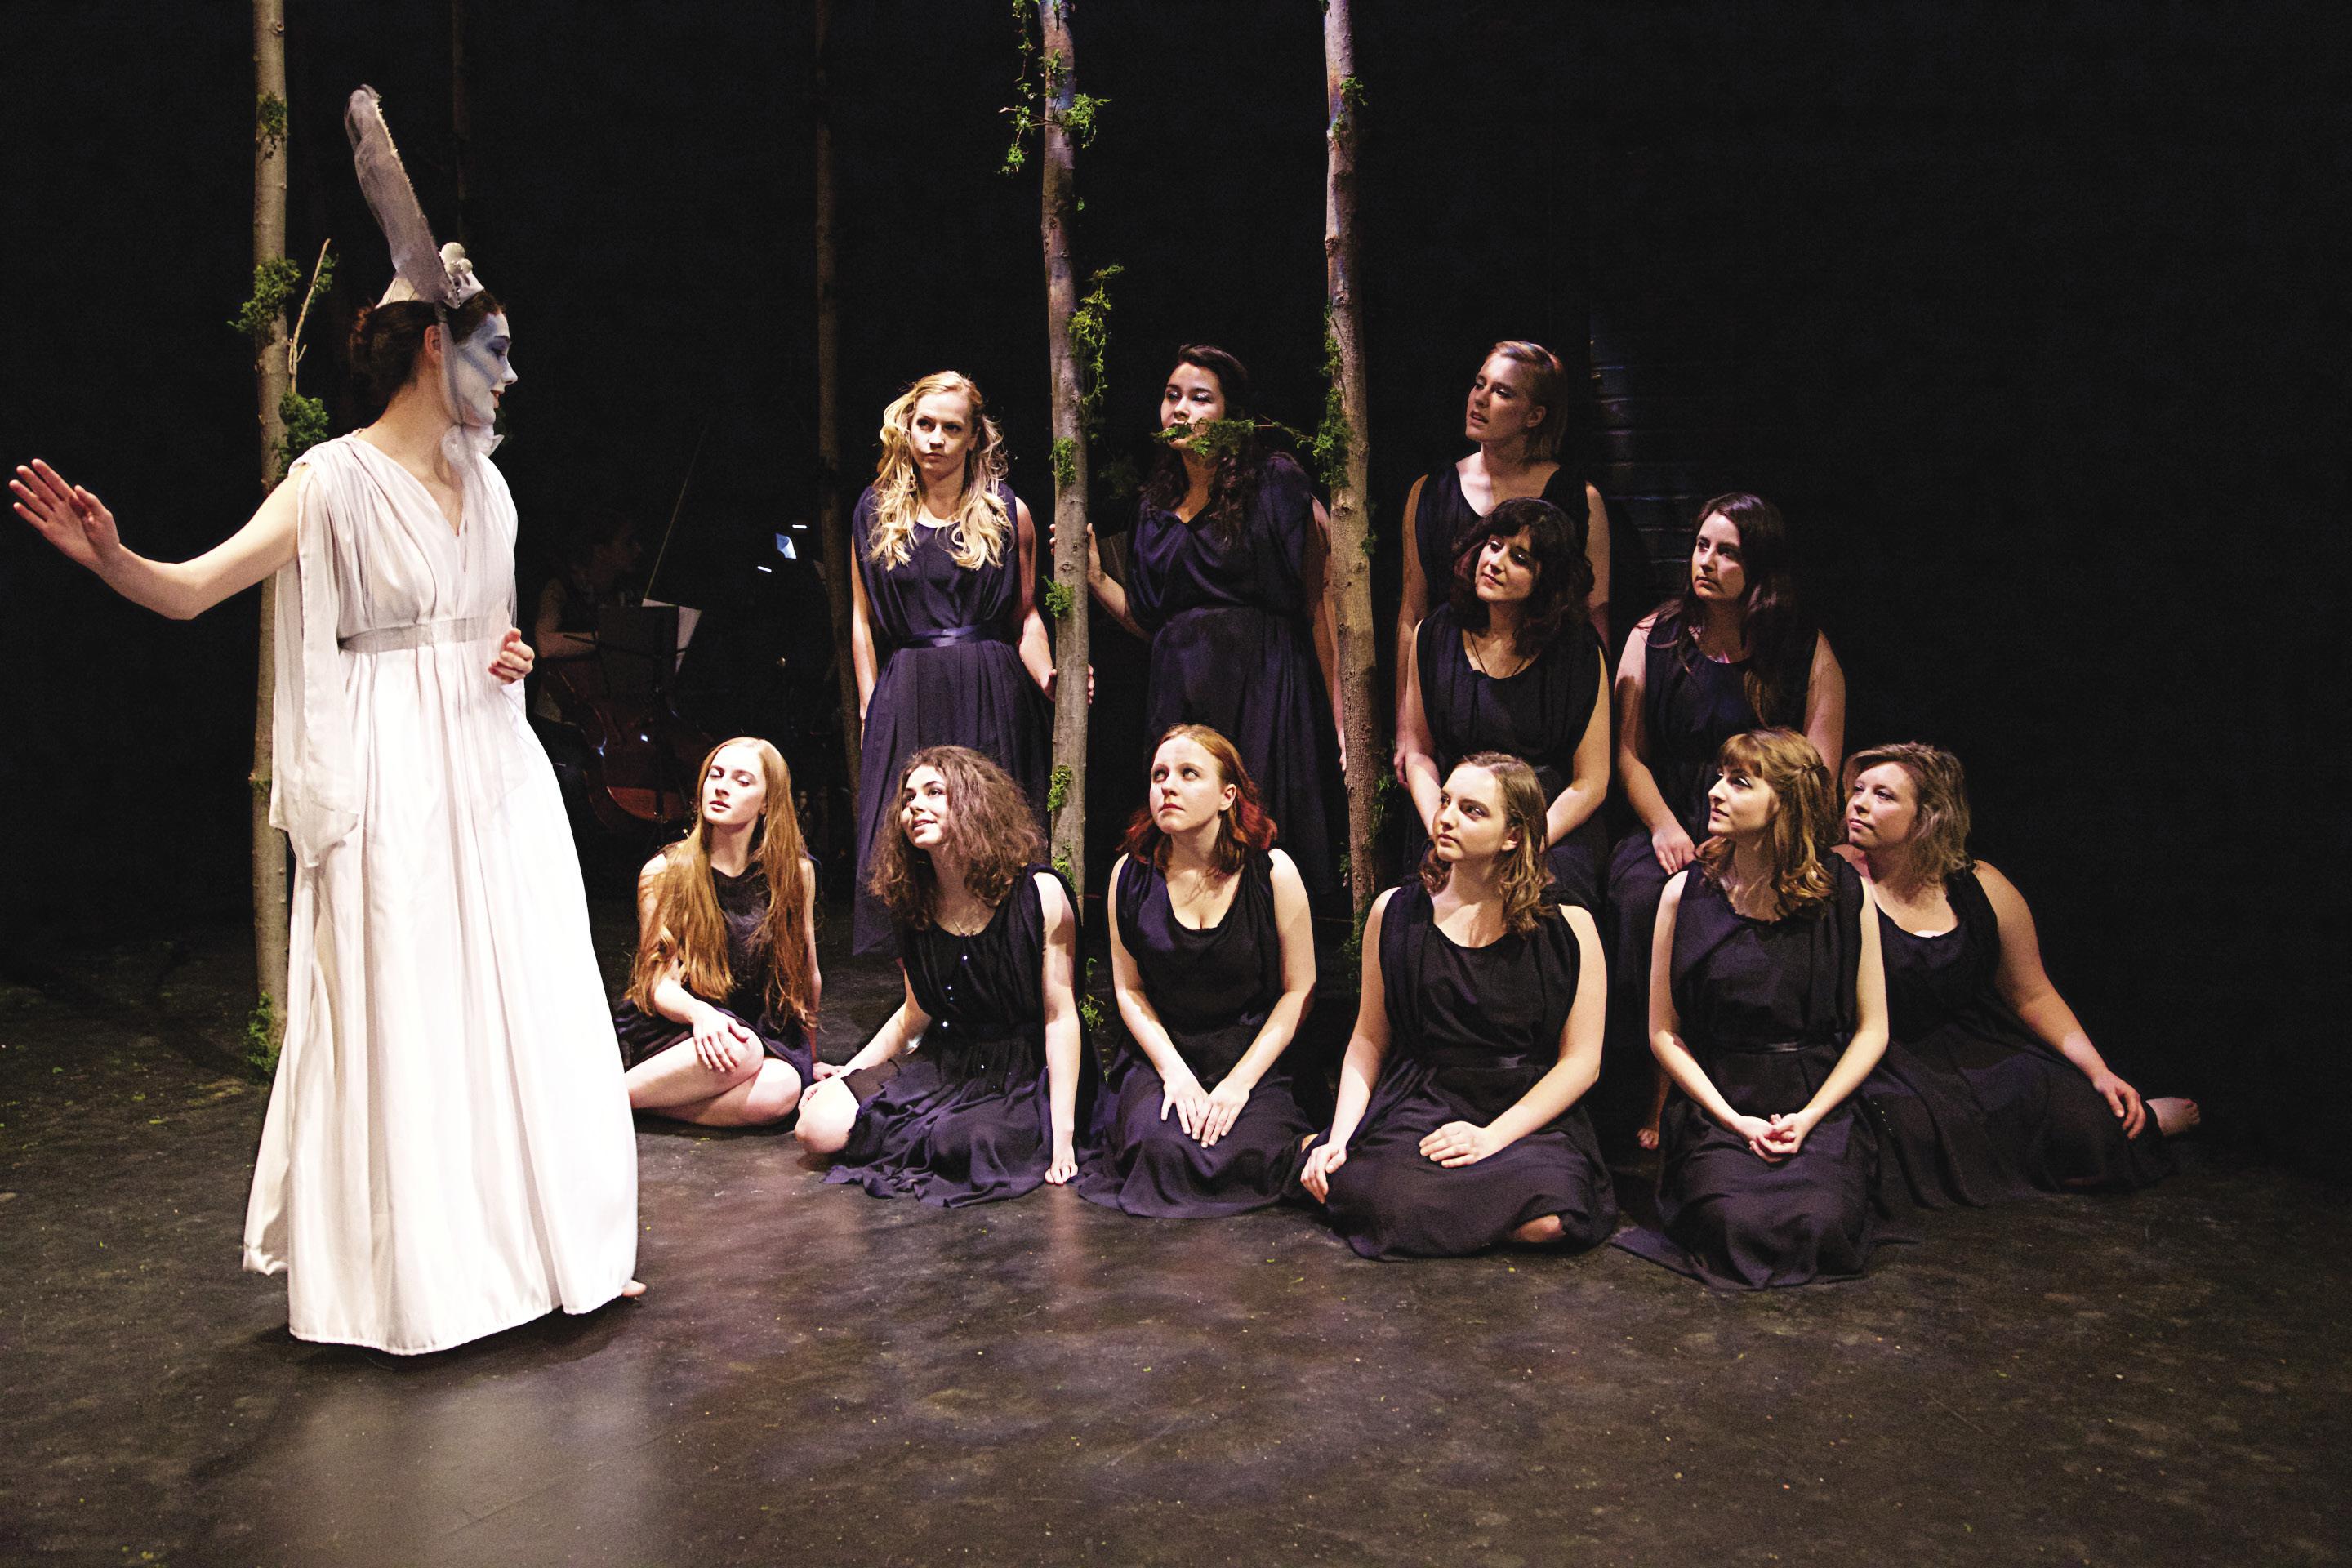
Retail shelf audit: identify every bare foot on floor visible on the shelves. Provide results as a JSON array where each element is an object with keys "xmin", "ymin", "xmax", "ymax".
[
  {"xmin": 621, "ymin": 1279, "xmax": 648, "ymax": 1298},
  {"xmin": 2150, "ymin": 1097, "xmax": 2201, "ymax": 1138},
  {"xmin": 1636, "ymin": 1124, "xmax": 1660, "ymax": 1152}
]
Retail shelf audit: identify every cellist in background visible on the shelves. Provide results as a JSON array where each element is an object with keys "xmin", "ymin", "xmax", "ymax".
[{"xmin": 530, "ymin": 509, "xmax": 644, "ymax": 835}]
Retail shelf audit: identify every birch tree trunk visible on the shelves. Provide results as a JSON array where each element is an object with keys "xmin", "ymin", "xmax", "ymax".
[
  {"xmin": 815, "ymin": 0, "xmax": 860, "ymax": 799},
  {"xmin": 1038, "ymin": 0, "xmax": 1091, "ymax": 892},
  {"xmin": 1322, "ymin": 0, "xmax": 1381, "ymax": 925},
  {"xmin": 249, "ymin": 0, "xmax": 292, "ymax": 1046}
]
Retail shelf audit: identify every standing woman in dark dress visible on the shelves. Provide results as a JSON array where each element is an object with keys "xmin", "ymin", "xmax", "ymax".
[
  {"xmin": 1396, "ymin": 496, "xmax": 1610, "ymax": 912},
  {"xmin": 1392, "ymin": 342, "xmax": 1616, "ymax": 766},
  {"xmin": 796, "ymin": 746, "xmax": 1089, "ymax": 1205},
  {"xmin": 1615, "ymin": 730, "xmax": 1888, "ymax": 1290},
  {"xmin": 1608, "ymin": 493, "xmax": 1846, "ymax": 1146},
  {"xmin": 1301, "ymin": 755, "xmax": 1618, "ymax": 1259},
  {"xmin": 1842, "ymin": 743, "xmax": 2193, "ymax": 1207},
  {"xmin": 614, "ymin": 737, "xmax": 819, "ymax": 1127},
  {"xmin": 1083, "ymin": 345, "xmax": 1345, "ymax": 906},
  {"xmin": 849, "ymin": 372, "xmax": 1054, "ymax": 954},
  {"xmin": 1079, "ymin": 725, "xmax": 1318, "ymax": 1218}
]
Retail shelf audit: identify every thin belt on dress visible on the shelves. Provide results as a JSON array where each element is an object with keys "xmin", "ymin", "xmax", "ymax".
[
  {"xmin": 895, "ymin": 624, "xmax": 1011, "ymax": 650},
  {"xmin": 340, "ymin": 613, "xmax": 505, "ymax": 655},
  {"xmin": 1711, "ymin": 1033, "xmax": 1846, "ymax": 1056}
]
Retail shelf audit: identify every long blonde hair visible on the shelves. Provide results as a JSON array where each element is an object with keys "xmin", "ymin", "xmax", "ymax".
[
  {"xmin": 627, "ymin": 737, "xmax": 817, "ymax": 1030},
  {"xmin": 866, "ymin": 371, "xmax": 1013, "ymax": 571},
  {"xmin": 1419, "ymin": 751, "xmax": 1552, "ymax": 936},
  {"xmin": 1695, "ymin": 728, "xmax": 1839, "ymax": 917}
]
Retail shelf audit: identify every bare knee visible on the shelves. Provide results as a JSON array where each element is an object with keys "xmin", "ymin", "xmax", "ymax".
[
  {"xmin": 795, "ymin": 1079, "xmax": 858, "ymax": 1154},
  {"xmin": 738, "ymin": 1062, "xmax": 804, "ymax": 1126},
  {"xmin": 1512, "ymin": 1214, "xmax": 1566, "ymax": 1245}
]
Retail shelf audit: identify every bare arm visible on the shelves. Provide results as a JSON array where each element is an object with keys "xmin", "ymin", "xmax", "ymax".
[
  {"xmin": 1782, "ymin": 877, "xmax": 1887, "ymax": 1138},
  {"xmin": 1013, "ymin": 499, "xmax": 1055, "ymax": 694},
  {"xmin": 1802, "ymin": 632, "xmax": 1846, "ymax": 777},
  {"xmin": 801, "ymin": 858, "xmax": 823, "ymax": 1018},
  {"xmin": 1392, "ymin": 476, "xmax": 1430, "ymax": 779},
  {"xmin": 1583, "ymin": 483, "xmax": 1611, "ymax": 646},
  {"xmin": 835, "ymin": 968, "xmax": 933, "ymax": 1077},
  {"xmin": 1425, "ymin": 908, "xmax": 1606, "ymax": 1165},
  {"xmin": 1301, "ymin": 889, "xmax": 1395, "ymax": 1200},
  {"xmin": 1979, "ymin": 862, "xmax": 2144, "ymax": 1132},
  {"xmin": 1544, "ymin": 660, "xmax": 1612, "ymax": 847},
  {"xmin": 1396, "ymin": 617, "xmax": 1446, "ymax": 832},
  {"xmin": 1036, "ymin": 871, "xmax": 1085, "ymax": 1182},
  {"xmin": 1223, "ymin": 850, "xmax": 1318, "ymax": 1093},
  {"xmin": 1106, "ymin": 858, "xmax": 1206, "ymax": 1094},
  {"xmin": 1614, "ymin": 617, "xmax": 1687, "ymax": 846},
  {"xmin": 1081, "ymin": 521, "xmax": 1147, "ymax": 640},
  {"xmin": 1306, "ymin": 497, "xmax": 1346, "ymax": 757},
  {"xmin": 13, "ymin": 458, "xmax": 301, "ymax": 621},
  {"xmin": 848, "ymin": 538, "xmax": 879, "ymax": 722}
]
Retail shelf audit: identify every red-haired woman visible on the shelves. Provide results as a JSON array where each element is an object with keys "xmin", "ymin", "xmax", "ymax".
[
  {"xmin": 612, "ymin": 737, "xmax": 819, "ymax": 1127},
  {"xmin": 1615, "ymin": 730, "xmax": 1889, "ymax": 1290},
  {"xmin": 1301, "ymin": 755, "xmax": 1617, "ymax": 1259},
  {"xmin": 1077, "ymin": 726, "xmax": 1318, "ymax": 1218},
  {"xmin": 1842, "ymin": 743, "xmax": 2190, "ymax": 1207},
  {"xmin": 796, "ymin": 746, "xmax": 1090, "ymax": 1205}
]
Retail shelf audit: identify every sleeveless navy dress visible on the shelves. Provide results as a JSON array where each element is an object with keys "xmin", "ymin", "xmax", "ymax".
[
  {"xmin": 851, "ymin": 483, "xmax": 1049, "ymax": 954},
  {"xmin": 1077, "ymin": 849, "xmax": 1314, "ymax": 1217},
  {"xmin": 828, "ymin": 866, "xmax": 1094, "ymax": 1206},
  {"xmin": 1411, "ymin": 601, "xmax": 1609, "ymax": 912},
  {"xmin": 1317, "ymin": 883, "xmax": 1617, "ymax": 1259},
  {"xmin": 1614, "ymin": 858, "xmax": 1880, "ymax": 1289},
  {"xmin": 1864, "ymin": 869, "xmax": 2172, "ymax": 1208},
  {"xmin": 611, "ymin": 862, "xmax": 815, "ymax": 1089},
  {"xmin": 1129, "ymin": 454, "xmax": 1340, "ymax": 908}
]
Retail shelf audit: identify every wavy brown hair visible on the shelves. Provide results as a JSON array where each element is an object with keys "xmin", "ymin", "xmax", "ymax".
[
  {"xmin": 1650, "ymin": 492, "xmax": 1815, "ymax": 727},
  {"xmin": 1447, "ymin": 495, "xmax": 1592, "ymax": 657},
  {"xmin": 1120, "ymin": 724, "xmax": 1279, "ymax": 877},
  {"xmin": 1843, "ymin": 742, "xmax": 1975, "ymax": 884},
  {"xmin": 868, "ymin": 745, "xmax": 1045, "ymax": 930},
  {"xmin": 1419, "ymin": 751, "xmax": 1552, "ymax": 936},
  {"xmin": 1695, "ymin": 728, "xmax": 1839, "ymax": 917},
  {"xmin": 627, "ymin": 737, "xmax": 817, "ymax": 1029},
  {"xmin": 1141, "ymin": 344, "xmax": 1274, "ymax": 546}
]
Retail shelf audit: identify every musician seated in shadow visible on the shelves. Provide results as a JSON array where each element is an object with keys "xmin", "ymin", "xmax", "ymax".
[{"xmin": 530, "ymin": 509, "xmax": 644, "ymax": 827}]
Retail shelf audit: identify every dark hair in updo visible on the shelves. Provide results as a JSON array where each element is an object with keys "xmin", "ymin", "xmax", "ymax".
[
  {"xmin": 1447, "ymin": 496, "xmax": 1592, "ymax": 657},
  {"xmin": 346, "ymin": 291, "xmax": 502, "ymax": 416}
]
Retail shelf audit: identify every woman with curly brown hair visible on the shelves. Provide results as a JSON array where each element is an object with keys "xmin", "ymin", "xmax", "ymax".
[
  {"xmin": 1842, "ymin": 743, "xmax": 2191, "ymax": 1208},
  {"xmin": 612, "ymin": 738, "xmax": 819, "ymax": 1128},
  {"xmin": 796, "ymin": 746, "xmax": 1090, "ymax": 1205},
  {"xmin": 1396, "ymin": 495, "xmax": 1610, "ymax": 912},
  {"xmin": 848, "ymin": 372, "xmax": 1054, "ymax": 954},
  {"xmin": 1300, "ymin": 754, "xmax": 1616, "ymax": 1259},
  {"xmin": 1615, "ymin": 729, "xmax": 1889, "ymax": 1290},
  {"xmin": 1081, "ymin": 345, "xmax": 1344, "ymax": 907},
  {"xmin": 1077, "ymin": 726, "xmax": 1319, "ymax": 1218}
]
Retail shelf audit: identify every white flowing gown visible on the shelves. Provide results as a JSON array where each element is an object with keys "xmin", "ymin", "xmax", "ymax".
[{"xmin": 241, "ymin": 433, "xmax": 638, "ymax": 1354}]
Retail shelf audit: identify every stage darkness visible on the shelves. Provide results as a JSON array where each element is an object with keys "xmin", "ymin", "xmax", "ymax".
[{"xmin": 2, "ymin": 3, "xmax": 2343, "ymax": 1165}]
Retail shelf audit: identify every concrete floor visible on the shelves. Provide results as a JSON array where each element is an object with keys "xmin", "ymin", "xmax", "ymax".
[{"xmin": 2, "ymin": 906, "xmax": 2345, "ymax": 1566}]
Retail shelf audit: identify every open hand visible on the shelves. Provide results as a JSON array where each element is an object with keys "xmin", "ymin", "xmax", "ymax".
[
  {"xmin": 488, "ymin": 628, "xmax": 535, "ymax": 684},
  {"xmin": 12, "ymin": 460, "xmax": 123, "ymax": 574},
  {"xmin": 2088, "ymin": 1068, "xmax": 2147, "ymax": 1138},
  {"xmin": 690, "ymin": 1009, "xmax": 755, "ymax": 1075},
  {"xmin": 1197, "ymin": 1077, "xmax": 1251, "ymax": 1147},
  {"xmin": 1300, "ymin": 1138, "xmax": 1348, "ymax": 1203},
  {"xmin": 1419, "ymin": 1120, "xmax": 1500, "ymax": 1168},
  {"xmin": 1160, "ymin": 1071, "xmax": 1212, "ymax": 1143}
]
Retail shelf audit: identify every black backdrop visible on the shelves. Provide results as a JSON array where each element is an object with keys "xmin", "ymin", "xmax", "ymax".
[{"xmin": 3, "ymin": 3, "xmax": 2343, "ymax": 1169}]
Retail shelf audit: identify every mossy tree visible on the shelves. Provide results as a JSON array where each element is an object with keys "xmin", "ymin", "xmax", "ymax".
[
  {"xmin": 247, "ymin": 0, "xmax": 292, "ymax": 1058},
  {"xmin": 1322, "ymin": 0, "xmax": 1381, "ymax": 925}
]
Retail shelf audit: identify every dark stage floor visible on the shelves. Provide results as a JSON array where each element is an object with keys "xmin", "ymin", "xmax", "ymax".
[{"xmin": 2, "ymin": 906, "xmax": 2345, "ymax": 1567}]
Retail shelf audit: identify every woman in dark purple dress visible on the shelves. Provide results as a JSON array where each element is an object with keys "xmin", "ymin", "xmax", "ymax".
[
  {"xmin": 1607, "ymin": 493, "xmax": 1847, "ymax": 1147},
  {"xmin": 1396, "ymin": 496, "xmax": 1610, "ymax": 913},
  {"xmin": 1842, "ymin": 743, "xmax": 2193, "ymax": 1207},
  {"xmin": 1614, "ymin": 730, "xmax": 1890, "ymax": 1290},
  {"xmin": 796, "ymin": 746, "xmax": 1090, "ymax": 1205},
  {"xmin": 1083, "ymin": 345, "xmax": 1344, "ymax": 907},
  {"xmin": 849, "ymin": 372, "xmax": 1054, "ymax": 954},
  {"xmin": 1301, "ymin": 754, "xmax": 1617, "ymax": 1259},
  {"xmin": 1078, "ymin": 725, "xmax": 1317, "ymax": 1218},
  {"xmin": 614, "ymin": 737, "xmax": 819, "ymax": 1126}
]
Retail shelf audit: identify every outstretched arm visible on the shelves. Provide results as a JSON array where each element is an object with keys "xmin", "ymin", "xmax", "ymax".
[
  {"xmin": 1980, "ymin": 862, "xmax": 2145, "ymax": 1135},
  {"xmin": 14, "ymin": 458, "xmax": 301, "ymax": 621}
]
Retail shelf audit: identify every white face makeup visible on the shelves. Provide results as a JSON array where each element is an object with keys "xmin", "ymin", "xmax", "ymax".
[{"xmin": 446, "ymin": 312, "xmax": 515, "ymax": 429}]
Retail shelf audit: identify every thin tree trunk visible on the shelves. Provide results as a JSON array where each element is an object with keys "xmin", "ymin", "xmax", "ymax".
[
  {"xmin": 815, "ymin": 0, "xmax": 859, "ymax": 800},
  {"xmin": 1038, "ymin": 0, "xmax": 1090, "ymax": 891},
  {"xmin": 450, "ymin": 0, "xmax": 471, "ymax": 244},
  {"xmin": 250, "ymin": 0, "xmax": 292, "ymax": 1046},
  {"xmin": 1322, "ymin": 0, "xmax": 1380, "ymax": 925}
]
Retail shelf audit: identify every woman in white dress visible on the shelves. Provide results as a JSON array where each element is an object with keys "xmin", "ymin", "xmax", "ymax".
[{"xmin": 9, "ymin": 90, "xmax": 639, "ymax": 1354}]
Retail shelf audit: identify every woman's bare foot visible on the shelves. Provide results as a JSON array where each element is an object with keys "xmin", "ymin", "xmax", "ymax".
[
  {"xmin": 1636, "ymin": 1123, "xmax": 1660, "ymax": 1152},
  {"xmin": 621, "ymin": 1279, "xmax": 648, "ymax": 1298},
  {"xmin": 2150, "ymin": 1097, "xmax": 2201, "ymax": 1138}
]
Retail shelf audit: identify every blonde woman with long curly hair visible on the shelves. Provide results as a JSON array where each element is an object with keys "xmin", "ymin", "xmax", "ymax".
[
  {"xmin": 612, "ymin": 737, "xmax": 819, "ymax": 1127},
  {"xmin": 847, "ymin": 372, "xmax": 1054, "ymax": 955},
  {"xmin": 1614, "ymin": 728, "xmax": 1890, "ymax": 1290},
  {"xmin": 1301, "ymin": 753, "xmax": 1616, "ymax": 1258}
]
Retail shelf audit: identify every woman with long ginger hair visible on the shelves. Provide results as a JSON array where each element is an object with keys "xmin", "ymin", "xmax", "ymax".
[
  {"xmin": 1842, "ymin": 742, "xmax": 2191, "ymax": 1207},
  {"xmin": 797, "ymin": 746, "xmax": 1092, "ymax": 1205},
  {"xmin": 1302, "ymin": 754, "xmax": 1618, "ymax": 1259},
  {"xmin": 848, "ymin": 372, "xmax": 1054, "ymax": 954},
  {"xmin": 1076, "ymin": 725, "xmax": 1319, "ymax": 1218},
  {"xmin": 613, "ymin": 737, "xmax": 819, "ymax": 1127},
  {"xmin": 1615, "ymin": 730, "xmax": 1889, "ymax": 1290}
]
